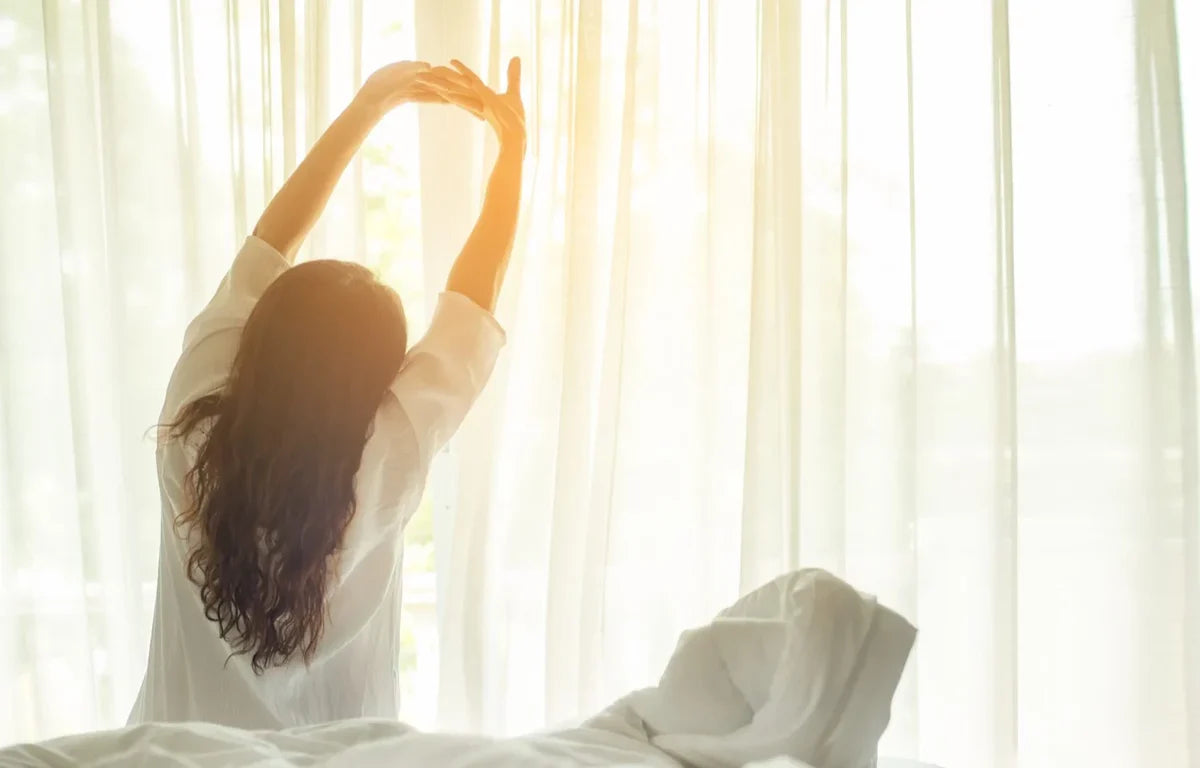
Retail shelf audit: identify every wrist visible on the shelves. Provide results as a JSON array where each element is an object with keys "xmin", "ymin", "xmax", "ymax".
[
  {"xmin": 497, "ymin": 140, "xmax": 526, "ymax": 162},
  {"xmin": 350, "ymin": 90, "xmax": 392, "ymax": 123}
]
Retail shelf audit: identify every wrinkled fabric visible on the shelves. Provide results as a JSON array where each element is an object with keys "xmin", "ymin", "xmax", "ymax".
[
  {"xmin": 628, "ymin": 569, "xmax": 916, "ymax": 768},
  {"xmin": 4, "ymin": 571, "xmax": 916, "ymax": 767}
]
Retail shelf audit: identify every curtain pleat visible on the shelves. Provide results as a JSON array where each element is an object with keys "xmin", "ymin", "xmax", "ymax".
[
  {"xmin": 899, "ymin": 0, "xmax": 920, "ymax": 754},
  {"xmin": 990, "ymin": 0, "xmax": 1018, "ymax": 764},
  {"xmin": 541, "ymin": 0, "xmax": 604, "ymax": 724},
  {"xmin": 1136, "ymin": 2, "xmax": 1197, "ymax": 764},
  {"xmin": 224, "ymin": 0, "xmax": 247, "ymax": 241},
  {"xmin": 740, "ymin": 0, "xmax": 802, "ymax": 592}
]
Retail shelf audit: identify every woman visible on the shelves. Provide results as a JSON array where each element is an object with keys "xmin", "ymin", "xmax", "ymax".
[{"xmin": 128, "ymin": 57, "xmax": 525, "ymax": 728}]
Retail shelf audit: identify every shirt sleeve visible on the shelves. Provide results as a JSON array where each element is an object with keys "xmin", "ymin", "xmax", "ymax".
[
  {"xmin": 386, "ymin": 291, "xmax": 506, "ymax": 469},
  {"xmin": 160, "ymin": 235, "xmax": 290, "ymax": 422}
]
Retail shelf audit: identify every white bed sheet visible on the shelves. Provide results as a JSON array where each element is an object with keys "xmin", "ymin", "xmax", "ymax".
[
  {"xmin": 0, "ymin": 718, "xmax": 675, "ymax": 768},
  {"xmin": 1, "ymin": 569, "xmax": 924, "ymax": 768},
  {"xmin": 0, "ymin": 720, "xmax": 939, "ymax": 768}
]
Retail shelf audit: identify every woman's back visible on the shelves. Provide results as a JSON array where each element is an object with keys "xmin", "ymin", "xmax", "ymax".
[{"xmin": 128, "ymin": 237, "xmax": 504, "ymax": 727}]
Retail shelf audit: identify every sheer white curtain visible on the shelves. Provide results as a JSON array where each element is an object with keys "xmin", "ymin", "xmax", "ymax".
[
  {"xmin": 2, "ymin": 1, "xmax": 1198, "ymax": 767},
  {"xmin": 426, "ymin": 1, "xmax": 1200, "ymax": 767}
]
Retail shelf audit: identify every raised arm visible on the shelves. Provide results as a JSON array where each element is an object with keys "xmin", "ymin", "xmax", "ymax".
[
  {"xmin": 253, "ymin": 60, "xmax": 471, "ymax": 261},
  {"xmin": 416, "ymin": 58, "xmax": 526, "ymax": 312}
]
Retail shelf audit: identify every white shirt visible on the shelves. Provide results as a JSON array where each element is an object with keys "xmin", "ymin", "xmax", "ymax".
[{"xmin": 129, "ymin": 236, "xmax": 504, "ymax": 728}]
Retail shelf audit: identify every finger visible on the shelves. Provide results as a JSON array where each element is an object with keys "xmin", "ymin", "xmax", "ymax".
[
  {"xmin": 506, "ymin": 56, "xmax": 520, "ymax": 96},
  {"xmin": 424, "ymin": 66, "xmax": 471, "ymax": 86},
  {"xmin": 410, "ymin": 81, "xmax": 485, "ymax": 117},
  {"xmin": 447, "ymin": 61, "xmax": 515, "ymax": 134},
  {"xmin": 413, "ymin": 76, "xmax": 481, "ymax": 104},
  {"xmin": 406, "ymin": 89, "xmax": 449, "ymax": 104},
  {"xmin": 414, "ymin": 77, "xmax": 479, "ymax": 107},
  {"xmin": 406, "ymin": 82, "xmax": 447, "ymax": 98},
  {"xmin": 450, "ymin": 61, "xmax": 508, "ymax": 121},
  {"xmin": 450, "ymin": 59, "xmax": 490, "ymax": 92},
  {"xmin": 442, "ymin": 95, "xmax": 486, "ymax": 118},
  {"xmin": 414, "ymin": 71, "xmax": 473, "ymax": 92}
]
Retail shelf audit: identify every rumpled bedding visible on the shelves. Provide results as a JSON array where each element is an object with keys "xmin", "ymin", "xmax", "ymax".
[{"xmin": 0, "ymin": 569, "xmax": 916, "ymax": 768}]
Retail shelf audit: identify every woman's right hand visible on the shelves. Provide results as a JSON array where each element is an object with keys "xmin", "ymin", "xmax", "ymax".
[{"xmin": 416, "ymin": 57, "xmax": 526, "ymax": 154}]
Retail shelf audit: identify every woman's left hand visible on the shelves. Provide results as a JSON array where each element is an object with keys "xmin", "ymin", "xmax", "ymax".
[{"xmin": 356, "ymin": 60, "xmax": 484, "ymax": 116}]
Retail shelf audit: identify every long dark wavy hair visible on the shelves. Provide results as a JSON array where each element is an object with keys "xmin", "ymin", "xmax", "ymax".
[{"xmin": 167, "ymin": 259, "xmax": 407, "ymax": 673}]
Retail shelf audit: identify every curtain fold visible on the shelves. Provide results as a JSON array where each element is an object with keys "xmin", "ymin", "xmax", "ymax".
[
  {"xmin": 989, "ymin": 0, "xmax": 1018, "ymax": 761},
  {"xmin": 1137, "ymin": 1, "xmax": 1196, "ymax": 762},
  {"xmin": 1, "ymin": 1, "xmax": 1197, "ymax": 766}
]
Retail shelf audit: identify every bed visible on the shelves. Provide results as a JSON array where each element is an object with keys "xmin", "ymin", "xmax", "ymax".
[
  {"xmin": 0, "ymin": 722, "xmax": 941, "ymax": 767},
  {"xmin": 0, "ymin": 722, "xmax": 940, "ymax": 767},
  {"xmin": 0, "ymin": 570, "xmax": 931, "ymax": 768}
]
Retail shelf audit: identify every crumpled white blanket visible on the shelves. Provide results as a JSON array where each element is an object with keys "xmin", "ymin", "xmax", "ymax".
[
  {"xmin": 0, "ymin": 569, "xmax": 916, "ymax": 768},
  {"xmin": 627, "ymin": 568, "xmax": 917, "ymax": 768}
]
